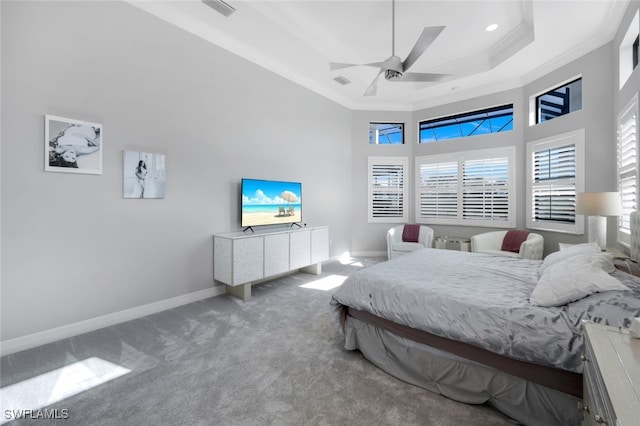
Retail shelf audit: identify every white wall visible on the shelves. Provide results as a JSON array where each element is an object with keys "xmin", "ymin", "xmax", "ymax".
[{"xmin": 1, "ymin": 1, "xmax": 352, "ymax": 345}]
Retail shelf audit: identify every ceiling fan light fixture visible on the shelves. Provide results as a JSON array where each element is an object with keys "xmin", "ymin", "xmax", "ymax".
[{"xmin": 385, "ymin": 69, "xmax": 403, "ymax": 81}]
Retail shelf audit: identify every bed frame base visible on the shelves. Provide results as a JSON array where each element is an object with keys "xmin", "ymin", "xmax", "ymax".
[{"xmin": 344, "ymin": 306, "xmax": 582, "ymax": 398}]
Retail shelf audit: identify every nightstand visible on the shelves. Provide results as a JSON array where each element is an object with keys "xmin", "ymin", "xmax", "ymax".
[
  {"xmin": 604, "ymin": 247, "xmax": 630, "ymax": 259},
  {"xmin": 582, "ymin": 322, "xmax": 640, "ymax": 426}
]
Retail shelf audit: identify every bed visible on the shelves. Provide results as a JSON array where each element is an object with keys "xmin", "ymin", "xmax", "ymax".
[{"xmin": 330, "ymin": 233, "xmax": 640, "ymax": 425}]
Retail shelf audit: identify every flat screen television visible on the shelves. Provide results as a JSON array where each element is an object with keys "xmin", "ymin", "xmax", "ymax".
[{"xmin": 241, "ymin": 178, "xmax": 302, "ymax": 228}]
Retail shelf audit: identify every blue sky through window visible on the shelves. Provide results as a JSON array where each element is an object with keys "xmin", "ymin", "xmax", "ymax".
[
  {"xmin": 369, "ymin": 123, "xmax": 404, "ymax": 144},
  {"xmin": 420, "ymin": 104, "xmax": 513, "ymax": 143}
]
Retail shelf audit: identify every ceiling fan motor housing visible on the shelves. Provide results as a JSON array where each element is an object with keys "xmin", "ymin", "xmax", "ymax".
[
  {"xmin": 385, "ymin": 69, "xmax": 403, "ymax": 80},
  {"xmin": 383, "ymin": 55, "xmax": 403, "ymax": 80}
]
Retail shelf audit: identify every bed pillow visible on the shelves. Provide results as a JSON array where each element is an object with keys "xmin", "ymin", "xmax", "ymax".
[
  {"xmin": 540, "ymin": 242, "xmax": 601, "ymax": 273},
  {"xmin": 530, "ymin": 253, "xmax": 627, "ymax": 307}
]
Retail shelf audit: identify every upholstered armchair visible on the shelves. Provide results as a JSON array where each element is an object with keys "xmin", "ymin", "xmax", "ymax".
[
  {"xmin": 470, "ymin": 230, "xmax": 544, "ymax": 260},
  {"xmin": 387, "ymin": 225, "xmax": 434, "ymax": 260}
]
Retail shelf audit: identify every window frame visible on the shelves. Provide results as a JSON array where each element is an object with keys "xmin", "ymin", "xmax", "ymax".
[
  {"xmin": 367, "ymin": 156, "xmax": 409, "ymax": 223},
  {"xmin": 415, "ymin": 147, "xmax": 516, "ymax": 228},
  {"xmin": 617, "ymin": 94, "xmax": 639, "ymax": 246},
  {"xmin": 526, "ymin": 129, "xmax": 585, "ymax": 234},
  {"xmin": 619, "ymin": 9, "xmax": 639, "ymax": 90},
  {"xmin": 534, "ymin": 77, "xmax": 582, "ymax": 124},
  {"xmin": 418, "ymin": 104, "xmax": 513, "ymax": 144},
  {"xmin": 633, "ymin": 35, "xmax": 639, "ymax": 70},
  {"xmin": 369, "ymin": 122, "xmax": 405, "ymax": 145}
]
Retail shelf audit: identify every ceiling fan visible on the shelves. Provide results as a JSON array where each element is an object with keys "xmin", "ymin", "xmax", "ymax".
[{"xmin": 329, "ymin": 0, "xmax": 448, "ymax": 96}]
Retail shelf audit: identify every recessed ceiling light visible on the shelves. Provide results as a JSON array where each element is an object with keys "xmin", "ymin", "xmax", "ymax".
[{"xmin": 486, "ymin": 24, "xmax": 499, "ymax": 32}]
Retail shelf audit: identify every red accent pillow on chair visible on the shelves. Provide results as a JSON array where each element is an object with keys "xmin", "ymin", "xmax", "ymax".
[
  {"xmin": 501, "ymin": 230, "xmax": 529, "ymax": 253},
  {"xmin": 402, "ymin": 224, "xmax": 421, "ymax": 243}
]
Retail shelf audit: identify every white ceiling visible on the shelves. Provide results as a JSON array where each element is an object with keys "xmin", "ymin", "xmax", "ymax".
[{"xmin": 127, "ymin": 0, "xmax": 630, "ymax": 111}]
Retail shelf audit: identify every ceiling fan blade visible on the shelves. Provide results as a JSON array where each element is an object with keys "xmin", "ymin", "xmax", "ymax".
[
  {"xmin": 329, "ymin": 62, "xmax": 358, "ymax": 71},
  {"xmin": 330, "ymin": 62, "xmax": 385, "ymax": 71},
  {"xmin": 394, "ymin": 72, "xmax": 450, "ymax": 82},
  {"xmin": 402, "ymin": 26, "xmax": 445, "ymax": 72},
  {"xmin": 364, "ymin": 71, "xmax": 384, "ymax": 96}
]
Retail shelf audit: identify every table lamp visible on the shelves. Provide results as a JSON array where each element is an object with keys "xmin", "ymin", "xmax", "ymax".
[{"xmin": 576, "ymin": 192, "xmax": 623, "ymax": 250}]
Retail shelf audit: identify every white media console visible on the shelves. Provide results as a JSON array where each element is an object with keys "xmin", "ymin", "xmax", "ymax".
[{"xmin": 213, "ymin": 226, "xmax": 329, "ymax": 299}]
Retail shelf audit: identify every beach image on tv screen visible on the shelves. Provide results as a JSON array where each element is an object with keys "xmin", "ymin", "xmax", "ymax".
[{"xmin": 242, "ymin": 179, "xmax": 302, "ymax": 227}]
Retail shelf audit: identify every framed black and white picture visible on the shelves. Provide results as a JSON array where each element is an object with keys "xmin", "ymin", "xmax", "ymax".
[
  {"xmin": 123, "ymin": 150, "xmax": 166, "ymax": 199},
  {"xmin": 45, "ymin": 115, "xmax": 103, "ymax": 175}
]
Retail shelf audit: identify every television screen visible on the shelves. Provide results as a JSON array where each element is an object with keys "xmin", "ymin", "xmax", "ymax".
[{"xmin": 241, "ymin": 178, "xmax": 302, "ymax": 227}]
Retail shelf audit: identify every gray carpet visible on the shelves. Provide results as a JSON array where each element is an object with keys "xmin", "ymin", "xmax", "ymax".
[{"xmin": 1, "ymin": 258, "xmax": 514, "ymax": 425}]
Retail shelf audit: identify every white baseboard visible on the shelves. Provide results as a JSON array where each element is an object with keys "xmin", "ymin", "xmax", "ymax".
[{"xmin": 0, "ymin": 286, "xmax": 226, "ymax": 357}]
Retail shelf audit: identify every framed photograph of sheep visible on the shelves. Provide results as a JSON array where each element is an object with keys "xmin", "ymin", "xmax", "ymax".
[
  {"xmin": 45, "ymin": 115, "xmax": 103, "ymax": 174},
  {"xmin": 123, "ymin": 150, "xmax": 166, "ymax": 199}
]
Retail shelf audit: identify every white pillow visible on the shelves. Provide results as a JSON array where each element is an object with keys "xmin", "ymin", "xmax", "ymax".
[
  {"xmin": 540, "ymin": 242, "xmax": 601, "ymax": 273},
  {"xmin": 531, "ymin": 254, "xmax": 628, "ymax": 307}
]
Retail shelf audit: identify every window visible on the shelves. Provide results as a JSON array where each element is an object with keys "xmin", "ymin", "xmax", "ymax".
[
  {"xmin": 368, "ymin": 157, "xmax": 408, "ymax": 223},
  {"xmin": 535, "ymin": 78, "xmax": 582, "ymax": 123},
  {"xmin": 416, "ymin": 147, "xmax": 515, "ymax": 227},
  {"xmin": 619, "ymin": 10, "xmax": 639, "ymax": 89},
  {"xmin": 617, "ymin": 95, "xmax": 638, "ymax": 245},
  {"xmin": 419, "ymin": 104, "xmax": 513, "ymax": 143},
  {"xmin": 634, "ymin": 36, "xmax": 639, "ymax": 70},
  {"xmin": 526, "ymin": 129, "xmax": 585, "ymax": 234},
  {"xmin": 369, "ymin": 123, "xmax": 404, "ymax": 144}
]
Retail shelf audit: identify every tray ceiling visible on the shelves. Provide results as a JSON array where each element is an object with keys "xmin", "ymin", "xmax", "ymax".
[{"xmin": 127, "ymin": 0, "xmax": 629, "ymax": 111}]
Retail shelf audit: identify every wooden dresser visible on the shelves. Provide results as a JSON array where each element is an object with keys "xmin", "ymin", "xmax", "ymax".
[{"xmin": 582, "ymin": 322, "xmax": 640, "ymax": 426}]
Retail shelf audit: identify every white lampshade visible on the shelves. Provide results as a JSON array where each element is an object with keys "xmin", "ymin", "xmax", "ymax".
[{"xmin": 575, "ymin": 192, "xmax": 623, "ymax": 216}]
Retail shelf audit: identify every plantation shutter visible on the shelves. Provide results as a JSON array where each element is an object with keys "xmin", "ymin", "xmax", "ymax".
[
  {"xmin": 526, "ymin": 129, "xmax": 584, "ymax": 234},
  {"xmin": 417, "ymin": 161, "xmax": 458, "ymax": 220},
  {"xmin": 368, "ymin": 157, "xmax": 408, "ymax": 223},
  {"xmin": 618, "ymin": 96, "xmax": 638, "ymax": 242},
  {"xmin": 462, "ymin": 157, "xmax": 509, "ymax": 221},
  {"xmin": 532, "ymin": 144, "xmax": 577, "ymax": 223},
  {"xmin": 415, "ymin": 147, "xmax": 514, "ymax": 227}
]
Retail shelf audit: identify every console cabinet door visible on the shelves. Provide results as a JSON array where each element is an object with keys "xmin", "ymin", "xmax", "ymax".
[
  {"xmin": 232, "ymin": 236, "xmax": 264, "ymax": 284},
  {"xmin": 311, "ymin": 227, "xmax": 329, "ymax": 264},
  {"xmin": 213, "ymin": 237, "xmax": 233, "ymax": 285},
  {"xmin": 289, "ymin": 230, "xmax": 311, "ymax": 270},
  {"xmin": 264, "ymin": 233, "xmax": 290, "ymax": 277}
]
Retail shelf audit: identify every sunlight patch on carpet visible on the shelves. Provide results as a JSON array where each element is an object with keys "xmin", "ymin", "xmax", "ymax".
[
  {"xmin": 299, "ymin": 274, "xmax": 347, "ymax": 291},
  {"xmin": 0, "ymin": 357, "xmax": 130, "ymax": 424},
  {"xmin": 338, "ymin": 253, "xmax": 365, "ymax": 267}
]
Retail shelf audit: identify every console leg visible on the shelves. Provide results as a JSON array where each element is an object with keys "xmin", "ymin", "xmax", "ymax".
[
  {"xmin": 226, "ymin": 283, "xmax": 251, "ymax": 300},
  {"xmin": 299, "ymin": 262, "xmax": 322, "ymax": 275}
]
